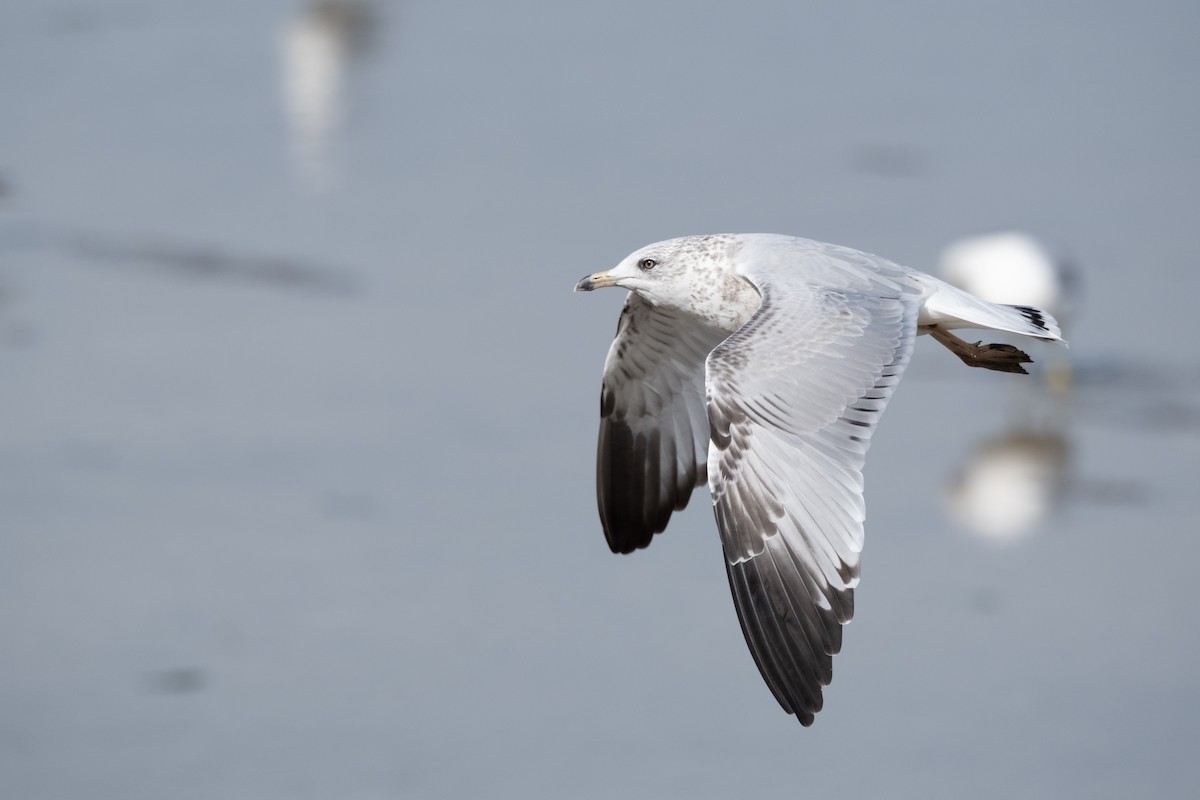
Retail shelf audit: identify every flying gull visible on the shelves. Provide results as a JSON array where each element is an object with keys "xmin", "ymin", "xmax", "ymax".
[{"xmin": 575, "ymin": 233, "xmax": 1064, "ymax": 725}]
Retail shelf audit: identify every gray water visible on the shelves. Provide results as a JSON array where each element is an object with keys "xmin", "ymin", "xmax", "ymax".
[{"xmin": 2, "ymin": 1, "xmax": 1198, "ymax": 798}]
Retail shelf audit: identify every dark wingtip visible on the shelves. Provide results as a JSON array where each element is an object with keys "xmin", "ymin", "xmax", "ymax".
[
  {"xmin": 1014, "ymin": 304, "xmax": 1049, "ymax": 332},
  {"xmin": 601, "ymin": 513, "xmax": 656, "ymax": 554}
]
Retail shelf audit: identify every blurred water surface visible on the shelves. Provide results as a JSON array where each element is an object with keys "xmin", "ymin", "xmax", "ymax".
[{"xmin": 2, "ymin": 1, "xmax": 1198, "ymax": 798}]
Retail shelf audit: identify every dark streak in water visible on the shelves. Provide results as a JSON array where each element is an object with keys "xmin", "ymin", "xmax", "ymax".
[
  {"xmin": 64, "ymin": 231, "xmax": 358, "ymax": 296},
  {"xmin": 144, "ymin": 667, "xmax": 208, "ymax": 696},
  {"xmin": 0, "ymin": 220, "xmax": 358, "ymax": 296},
  {"xmin": 845, "ymin": 142, "xmax": 928, "ymax": 178}
]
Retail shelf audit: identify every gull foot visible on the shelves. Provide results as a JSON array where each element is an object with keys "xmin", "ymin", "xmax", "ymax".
[{"xmin": 929, "ymin": 327, "xmax": 1034, "ymax": 375}]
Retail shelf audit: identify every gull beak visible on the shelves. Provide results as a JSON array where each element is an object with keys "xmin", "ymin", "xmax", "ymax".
[{"xmin": 574, "ymin": 271, "xmax": 621, "ymax": 292}]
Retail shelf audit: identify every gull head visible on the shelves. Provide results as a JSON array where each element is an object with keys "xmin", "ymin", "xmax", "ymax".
[
  {"xmin": 575, "ymin": 235, "xmax": 759, "ymax": 329},
  {"xmin": 574, "ymin": 239, "xmax": 691, "ymax": 299}
]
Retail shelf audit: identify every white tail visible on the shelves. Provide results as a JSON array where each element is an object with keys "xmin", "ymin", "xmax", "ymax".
[{"xmin": 918, "ymin": 277, "xmax": 1066, "ymax": 344}]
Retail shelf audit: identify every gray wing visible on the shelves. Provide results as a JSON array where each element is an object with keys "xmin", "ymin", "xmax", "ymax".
[
  {"xmin": 597, "ymin": 294, "xmax": 730, "ymax": 554},
  {"xmin": 706, "ymin": 277, "xmax": 921, "ymax": 725}
]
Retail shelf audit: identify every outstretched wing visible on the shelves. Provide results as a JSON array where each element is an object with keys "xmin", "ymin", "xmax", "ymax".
[
  {"xmin": 706, "ymin": 268, "xmax": 922, "ymax": 725},
  {"xmin": 597, "ymin": 294, "xmax": 731, "ymax": 553}
]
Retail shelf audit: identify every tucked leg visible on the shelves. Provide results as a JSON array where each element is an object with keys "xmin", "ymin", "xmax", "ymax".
[{"xmin": 927, "ymin": 326, "xmax": 1033, "ymax": 374}]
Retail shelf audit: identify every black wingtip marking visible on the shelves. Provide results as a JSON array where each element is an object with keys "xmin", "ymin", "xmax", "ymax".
[
  {"xmin": 598, "ymin": 414, "xmax": 699, "ymax": 555},
  {"xmin": 1014, "ymin": 304, "xmax": 1048, "ymax": 332}
]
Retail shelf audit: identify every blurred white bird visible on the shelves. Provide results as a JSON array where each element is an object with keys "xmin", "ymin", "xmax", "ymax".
[
  {"xmin": 281, "ymin": 0, "xmax": 376, "ymax": 191},
  {"xmin": 939, "ymin": 231, "xmax": 1077, "ymax": 393},
  {"xmin": 939, "ymin": 231, "xmax": 1078, "ymax": 322}
]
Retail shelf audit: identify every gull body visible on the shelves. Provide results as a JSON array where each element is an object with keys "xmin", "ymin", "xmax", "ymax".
[{"xmin": 575, "ymin": 233, "xmax": 1063, "ymax": 725}]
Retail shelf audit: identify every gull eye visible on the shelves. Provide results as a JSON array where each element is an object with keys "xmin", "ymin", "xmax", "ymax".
[{"xmin": 637, "ymin": 258, "xmax": 658, "ymax": 271}]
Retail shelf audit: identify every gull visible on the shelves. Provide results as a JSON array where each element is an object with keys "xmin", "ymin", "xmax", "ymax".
[{"xmin": 575, "ymin": 233, "xmax": 1064, "ymax": 725}]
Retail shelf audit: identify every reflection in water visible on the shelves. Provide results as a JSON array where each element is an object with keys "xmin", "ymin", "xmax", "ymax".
[
  {"xmin": 281, "ymin": 0, "xmax": 378, "ymax": 191},
  {"xmin": 946, "ymin": 349, "xmax": 1193, "ymax": 541},
  {"xmin": 947, "ymin": 428, "xmax": 1070, "ymax": 542},
  {"xmin": 939, "ymin": 231, "xmax": 1079, "ymax": 540}
]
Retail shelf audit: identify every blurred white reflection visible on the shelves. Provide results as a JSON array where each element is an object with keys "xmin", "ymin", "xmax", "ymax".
[
  {"xmin": 281, "ymin": 0, "xmax": 377, "ymax": 191},
  {"xmin": 939, "ymin": 233, "xmax": 1079, "ymax": 540},
  {"xmin": 947, "ymin": 427, "xmax": 1069, "ymax": 542}
]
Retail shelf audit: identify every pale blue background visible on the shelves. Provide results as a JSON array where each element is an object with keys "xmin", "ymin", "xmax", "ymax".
[{"xmin": 2, "ymin": 1, "xmax": 1197, "ymax": 797}]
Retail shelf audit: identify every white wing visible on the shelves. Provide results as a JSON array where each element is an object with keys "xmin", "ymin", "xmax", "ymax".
[
  {"xmin": 596, "ymin": 293, "xmax": 730, "ymax": 553},
  {"xmin": 706, "ymin": 248, "xmax": 922, "ymax": 725}
]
